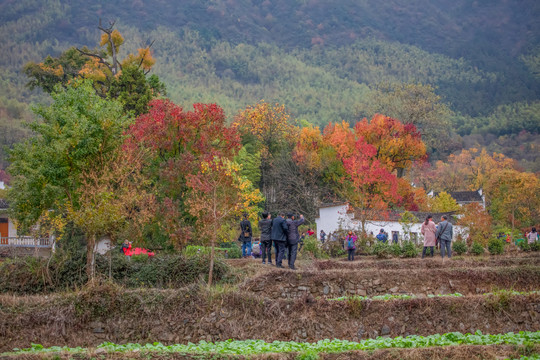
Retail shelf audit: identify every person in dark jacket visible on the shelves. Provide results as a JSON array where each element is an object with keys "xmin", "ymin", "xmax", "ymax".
[
  {"xmin": 239, "ymin": 213, "xmax": 253, "ymax": 258},
  {"xmin": 286, "ymin": 213, "xmax": 305, "ymax": 270},
  {"xmin": 436, "ymin": 215, "xmax": 453, "ymax": 260},
  {"xmin": 271, "ymin": 212, "xmax": 289, "ymax": 268},
  {"xmin": 258, "ymin": 212, "xmax": 273, "ymax": 264}
]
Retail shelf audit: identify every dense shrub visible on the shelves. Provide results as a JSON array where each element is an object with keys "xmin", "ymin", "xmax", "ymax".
[
  {"xmin": 389, "ymin": 243, "xmax": 403, "ymax": 257},
  {"xmin": 301, "ymin": 237, "xmax": 327, "ymax": 259},
  {"xmin": 531, "ymin": 242, "xmax": 540, "ymax": 252},
  {"xmin": 0, "ymin": 251, "xmax": 233, "ymax": 294},
  {"xmin": 371, "ymin": 242, "xmax": 391, "ymax": 258},
  {"xmin": 322, "ymin": 240, "xmax": 346, "ymax": 258},
  {"xmin": 219, "ymin": 242, "xmax": 242, "ymax": 259},
  {"xmin": 518, "ymin": 241, "xmax": 531, "ymax": 252},
  {"xmin": 470, "ymin": 242, "xmax": 485, "ymax": 256},
  {"xmin": 452, "ymin": 241, "xmax": 468, "ymax": 255},
  {"xmin": 401, "ymin": 241, "xmax": 418, "ymax": 258},
  {"xmin": 487, "ymin": 238, "xmax": 505, "ymax": 255}
]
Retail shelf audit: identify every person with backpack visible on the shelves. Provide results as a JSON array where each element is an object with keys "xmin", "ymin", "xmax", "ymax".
[
  {"xmin": 258, "ymin": 212, "xmax": 273, "ymax": 264},
  {"xmin": 376, "ymin": 229, "xmax": 388, "ymax": 243},
  {"xmin": 345, "ymin": 231, "xmax": 357, "ymax": 261},
  {"xmin": 239, "ymin": 213, "xmax": 253, "ymax": 258}
]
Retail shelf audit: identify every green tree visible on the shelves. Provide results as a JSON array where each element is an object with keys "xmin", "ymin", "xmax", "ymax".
[
  {"xmin": 429, "ymin": 191, "xmax": 460, "ymax": 212},
  {"xmin": 7, "ymin": 80, "xmax": 130, "ymax": 276}
]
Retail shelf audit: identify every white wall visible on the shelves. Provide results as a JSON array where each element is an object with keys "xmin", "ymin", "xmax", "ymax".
[
  {"xmin": 8, "ymin": 218, "xmax": 17, "ymax": 237},
  {"xmin": 315, "ymin": 204, "xmax": 462, "ymax": 243}
]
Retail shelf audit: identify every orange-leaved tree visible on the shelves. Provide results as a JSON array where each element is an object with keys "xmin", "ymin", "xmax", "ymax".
[
  {"xmin": 324, "ymin": 121, "xmax": 400, "ymax": 234},
  {"xmin": 354, "ymin": 114, "xmax": 426, "ymax": 177},
  {"xmin": 186, "ymin": 157, "xmax": 263, "ymax": 287},
  {"xmin": 457, "ymin": 203, "xmax": 493, "ymax": 246}
]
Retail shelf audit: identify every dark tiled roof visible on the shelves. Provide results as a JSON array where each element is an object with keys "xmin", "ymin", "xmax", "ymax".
[
  {"xmin": 433, "ymin": 190, "xmax": 483, "ymax": 203},
  {"xmin": 0, "ymin": 198, "xmax": 8, "ymax": 209}
]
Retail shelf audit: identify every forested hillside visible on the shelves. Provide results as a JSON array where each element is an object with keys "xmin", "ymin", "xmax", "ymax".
[{"xmin": 0, "ymin": 0, "xmax": 539, "ymax": 171}]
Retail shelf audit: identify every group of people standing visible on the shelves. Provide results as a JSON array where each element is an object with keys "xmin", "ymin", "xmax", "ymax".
[{"xmin": 239, "ymin": 212, "xmax": 305, "ymax": 270}]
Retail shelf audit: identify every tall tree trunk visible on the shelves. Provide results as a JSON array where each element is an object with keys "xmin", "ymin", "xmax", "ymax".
[
  {"xmin": 86, "ymin": 233, "xmax": 96, "ymax": 281},
  {"xmin": 208, "ymin": 231, "xmax": 216, "ymax": 288}
]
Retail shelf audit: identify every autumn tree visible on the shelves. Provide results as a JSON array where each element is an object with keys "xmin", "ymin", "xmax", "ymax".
[
  {"xmin": 126, "ymin": 99, "xmax": 240, "ymax": 248},
  {"xmin": 186, "ymin": 157, "xmax": 263, "ymax": 287},
  {"xmin": 356, "ymin": 82, "xmax": 455, "ymax": 158},
  {"xmin": 24, "ymin": 21, "xmax": 165, "ymax": 115},
  {"xmin": 324, "ymin": 121, "xmax": 400, "ymax": 234},
  {"xmin": 67, "ymin": 145, "xmax": 156, "ymax": 279},
  {"xmin": 457, "ymin": 203, "xmax": 493, "ymax": 246},
  {"xmin": 354, "ymin": 114, "xmax": 426, "ymax": 177},
  {"xmin": 234, "ymin": 101, "xmax": 298, "ymax": 211},
  {"xmin": 487, "ymin": 169, "xmax": 540, "ymax": 233}
]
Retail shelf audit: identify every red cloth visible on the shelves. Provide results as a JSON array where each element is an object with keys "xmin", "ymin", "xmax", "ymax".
[
  {"xmin": 307, "ymin": 230, "xmax": 315, "ymax": 236},
  {"xmin": 123, "ymin": 244, "xmax": 155, "ymax": 257}
]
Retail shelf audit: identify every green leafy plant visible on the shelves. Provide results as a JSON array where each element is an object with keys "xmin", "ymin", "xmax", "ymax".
[
  {"xmin": 401, "ymin": 241, "xmax": 418, "ymax": 258},
  {"xmin": 389, "ymin": 243, "xmax": 403, "ymax": 256},
  {"xmin": 518, "ymin": 242, "xmax": 532, "ymax": 252},
  {"xmin": 371, "ymin": 242, "xmax": 391, "ymax": 258},
  {"xmin": 452, "ymin": 241, "xmax": 467, "ymax": 255},
  {"xmin": 302, "ymin": 237, "xmax": 327, "ymax": 259},
  {"xmin": 470, "ymin": 241, "xmax": 485, "ymax": 256},
  {"xmin": 9, "ymin": 331, "xmax": 540, "ymax": 355},
  {"xmin": 487, "ymin": 237, "xmax": 505, "ymax": 255}
]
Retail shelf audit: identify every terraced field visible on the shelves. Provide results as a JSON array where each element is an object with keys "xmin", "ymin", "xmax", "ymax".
[{"xmin": 1, "ymin": 254, "xmax": 539, "ymax": 359}]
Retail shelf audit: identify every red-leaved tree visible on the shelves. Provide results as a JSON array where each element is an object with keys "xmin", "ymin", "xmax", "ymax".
[{"xmin": 125, "ymin": 99, "xmax": 240, "ymax": 248}]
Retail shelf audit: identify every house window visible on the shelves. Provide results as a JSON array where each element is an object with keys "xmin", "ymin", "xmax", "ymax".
[
  {"xmin": 391, "ymin": 231, "xmax": 399, "ymax": 243},
  {"xmin": 411, "ymin": 232, "xmax": 418, "ymax": 243}
]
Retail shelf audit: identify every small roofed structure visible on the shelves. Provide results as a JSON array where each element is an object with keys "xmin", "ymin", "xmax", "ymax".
[{"xmin": 427, "ymin": 189, "xmax": 485, "ymax": 209}]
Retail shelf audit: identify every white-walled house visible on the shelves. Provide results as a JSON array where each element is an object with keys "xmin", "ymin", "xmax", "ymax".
[{"xmin": 315, "ymin": 202, "xmax": 462, "ymax": 244}]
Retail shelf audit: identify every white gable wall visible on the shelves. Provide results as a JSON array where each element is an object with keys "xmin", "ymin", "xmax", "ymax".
[{"xmin": 315, "ymin": 204, "xmax": 462, "ymax": 243}]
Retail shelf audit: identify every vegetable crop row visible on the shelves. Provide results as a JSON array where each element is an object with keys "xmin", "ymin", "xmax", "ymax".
[{"xmin": 8, "ymin": 331, "xmax": 540, "ymax": 355}]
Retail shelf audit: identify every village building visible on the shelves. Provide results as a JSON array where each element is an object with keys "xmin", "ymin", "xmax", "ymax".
[
  {"xmin": 427, "ymin": 189, "xmax": 486, "ymax": 209},
  {"xmin": 315, "ymin": 202, "xmax": 462, "ymax": 244},
  {"xmin": 0, "ymin": 198, "xmax": 54, "ymax": 255},
  {"xmin": 0, "ymin": 198, "xmax": 18, "ymax": 242}
]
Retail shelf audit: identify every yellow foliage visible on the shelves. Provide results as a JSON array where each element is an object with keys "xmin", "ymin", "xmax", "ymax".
[
  {"xmin": 39, "ymin": 63, "xmax": 64, "ymax": 77},
  {"xmin": 100, "ymin": 29, "xmax": 124, "ymax": 55}
]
